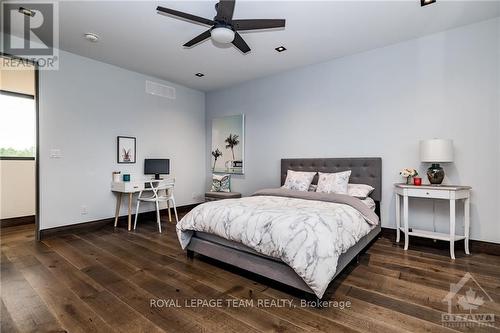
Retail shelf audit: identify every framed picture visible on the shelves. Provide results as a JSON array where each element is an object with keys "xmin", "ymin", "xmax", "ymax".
[
  {"xmin": 211, "ymin": 114, "xmax": 244, "ymax": 174},
  {"xmin": 117, "ymin": 136, "xmax": 136, "ymax": 164}
]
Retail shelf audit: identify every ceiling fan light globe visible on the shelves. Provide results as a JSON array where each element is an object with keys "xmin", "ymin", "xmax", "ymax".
[{"xmin": 211, "ymin": 27, "xmax": 235, "ymax": 44}]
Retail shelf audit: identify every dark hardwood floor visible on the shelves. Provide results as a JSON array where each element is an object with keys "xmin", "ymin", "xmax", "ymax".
[{"xmin": 1, "ymin": 214, "xmax": 499, "ymax": 332}]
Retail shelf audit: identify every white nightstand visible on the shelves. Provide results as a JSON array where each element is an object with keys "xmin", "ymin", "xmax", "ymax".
[{"xmin": 394, "ymin": 184, "xmax": 471, "ymax": 259}]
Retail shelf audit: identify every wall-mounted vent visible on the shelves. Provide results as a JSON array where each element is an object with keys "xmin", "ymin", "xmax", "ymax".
[{"xmin": 145, "ymin": 80, "xmax": 176, "ymax": 99}]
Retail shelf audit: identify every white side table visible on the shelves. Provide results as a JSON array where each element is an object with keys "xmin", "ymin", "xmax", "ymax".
[{"xmin": 394, "ymin": 184, "xmax": 471, "ymax": 259}]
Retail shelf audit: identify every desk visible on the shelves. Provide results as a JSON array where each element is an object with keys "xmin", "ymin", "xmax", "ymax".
[
  {"xmin": 394, "ymin": 183, "xmax": 471, "ymax": 259},
  {"xmin": 111, "ymin": 179, "xmax": 170, "ymax": 231}
]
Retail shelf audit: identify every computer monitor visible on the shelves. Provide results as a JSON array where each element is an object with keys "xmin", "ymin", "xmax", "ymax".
[{"xmin": 144, "ymin": 159, "xmax": 170, "ymax": 180}]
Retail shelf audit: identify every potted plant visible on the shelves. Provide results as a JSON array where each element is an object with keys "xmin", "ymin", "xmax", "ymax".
[{"xmin": 400, "ymin": 168, "xmax": 418, "ymax": 185}]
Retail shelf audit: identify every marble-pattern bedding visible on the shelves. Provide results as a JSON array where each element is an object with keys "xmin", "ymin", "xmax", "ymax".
[{"xmin": 177, "ymin": 194, "xmax": 376, "ymax": 298}]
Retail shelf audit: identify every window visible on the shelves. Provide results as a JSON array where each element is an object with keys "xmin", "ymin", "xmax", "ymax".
[{"xmin": 0, "ymin": 91, "xmax": 36, "ymax": 159}]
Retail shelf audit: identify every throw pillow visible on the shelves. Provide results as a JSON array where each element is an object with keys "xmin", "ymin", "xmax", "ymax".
[
  {"xmin": 282, "ymin": 170, "xmax": 316, "ymax": 192},
  {"xmin": 316, "ymin": 171, "xmax": 351, "ymax": 194},
  {"xmin": 211, "ymin": 174, "xmax": 231, "ymax": 192}
]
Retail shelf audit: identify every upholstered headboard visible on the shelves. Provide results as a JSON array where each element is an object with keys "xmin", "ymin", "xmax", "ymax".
[{"xmin": 280, "ymin": 158, "xmax": 382, "ymax": 202}]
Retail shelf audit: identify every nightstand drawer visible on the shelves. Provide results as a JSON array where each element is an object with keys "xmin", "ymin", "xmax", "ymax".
[{"xmin": 406, "ymin": 188, "xmax": 449, "ymax": 199}]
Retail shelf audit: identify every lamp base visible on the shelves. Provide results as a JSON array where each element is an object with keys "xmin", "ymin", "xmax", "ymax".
[{"xmin": 427, "ymin": 163, "xmax": 445, "ymax": 184}]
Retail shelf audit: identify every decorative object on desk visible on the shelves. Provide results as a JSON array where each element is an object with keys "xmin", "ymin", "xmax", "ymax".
[
  {"xmin": 212, "ymin": 115, "xmax": 244, "ymax": 174},
  {"xmin": 211, "ymin": 149, "xmax": 222, "ymax": 171},
  {"xmin": 122, "ymin": 174, "xmax": 131, "ymax": 182},
  {"xmin": 420, "ymin": 139, "xmax": 453, "ymax": 184},
  {"xmin": 413, "ymin": 177, "xmax": 422, "ymax": 186},
  {"xmin": 400, "ymin": 168, "xmax": 418, "ymax": 185},
  {"xmin": 117, "ymin": 136, "xmax": 136, "ymax": 164},
  {"xmin": 211, "ymin": 174, "xmax": 231, "ymax": 192},
  {"xmin": 112, "ymin": 171, "xmax": 121, "ymax": 182}
]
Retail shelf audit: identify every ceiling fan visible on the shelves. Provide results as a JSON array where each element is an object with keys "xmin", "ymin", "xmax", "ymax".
[{"xmin": 156, "ymin": 0, "xmax": 285, "ymax": 54}]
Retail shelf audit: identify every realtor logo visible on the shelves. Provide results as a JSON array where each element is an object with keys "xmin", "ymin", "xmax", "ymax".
[
  {"xmin": 442, "ymin": 272, "xmax": 495, "ymax": 328},
  {"xmin": 1, "ymin": 1, "xmax": 59, "ymax": 69}
]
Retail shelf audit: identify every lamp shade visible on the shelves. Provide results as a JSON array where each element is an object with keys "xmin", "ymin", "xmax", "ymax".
[{"xmin": 420, "ymin": 139, "xmax": 454, "ymax": 162}]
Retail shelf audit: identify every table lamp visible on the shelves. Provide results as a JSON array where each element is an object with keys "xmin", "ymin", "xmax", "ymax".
[{"xmin": 420, "ymin": 139, "xmax": 454, "ymax": 184}]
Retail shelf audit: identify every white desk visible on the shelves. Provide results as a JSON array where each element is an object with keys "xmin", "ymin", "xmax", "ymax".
[
  {"xmin": 111, "ymin": 178, "xmax": 170, "ymax": 231},
  {"xmin": 394, "ymin": 183, "xmax": 471, "ymax": 259}
]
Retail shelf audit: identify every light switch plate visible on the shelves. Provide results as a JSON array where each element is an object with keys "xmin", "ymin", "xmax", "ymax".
[{"xmin": 50, "ymin": 149, "xmax": 62, "ymax": 158}]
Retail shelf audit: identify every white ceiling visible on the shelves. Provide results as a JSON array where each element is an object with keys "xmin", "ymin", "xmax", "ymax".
[{"xmin": 14, "ymin": 1, "xmax": 500, "ymax": 91}]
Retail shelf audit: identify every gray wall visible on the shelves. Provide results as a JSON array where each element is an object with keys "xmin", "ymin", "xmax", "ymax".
[
  {"xmin": 207, "ymin": 18, "xmax": 500, "ymax": 243},
  {"xmin": 39, "ymin": 50, "xmax": 206, "ymax": 230}
]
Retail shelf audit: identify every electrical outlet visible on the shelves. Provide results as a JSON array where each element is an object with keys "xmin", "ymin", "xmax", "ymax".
[{"xmin": 81, "ymin": 205, "xmax": 88, "ymax": 215}]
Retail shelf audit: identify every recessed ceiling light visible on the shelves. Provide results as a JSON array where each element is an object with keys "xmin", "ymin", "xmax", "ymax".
[
  {"xmin": 195, "ymin": 73, "xmax": 204, "ymax": 77},
  {"xmin": 83, "ymin": 33, "xmax": 100, "ymax": 42},
  {"xmin": 421, "ymin": 0, "xmax": 436, "ymax": 7},
  {"xmin": 18, "ymin": 7, "xmax": 35, "ymax": 17},
  {"xmin": 275, "ymin": 46, "xmax": 287, "ymax": 53}
]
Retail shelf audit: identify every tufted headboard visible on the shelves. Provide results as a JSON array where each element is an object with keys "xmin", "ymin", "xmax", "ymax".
[{"xmin": 281, "ymin": 158, "xmax": 382, "ymax": 202}]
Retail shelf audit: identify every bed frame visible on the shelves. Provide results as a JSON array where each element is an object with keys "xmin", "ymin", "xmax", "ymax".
[{"xmin": 186, "ymin": 157, "xmax": 382, "ymax": 297}]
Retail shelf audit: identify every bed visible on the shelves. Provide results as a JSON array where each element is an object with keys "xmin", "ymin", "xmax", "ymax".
[{"xmin": 178, "ymin": 158, "xmax": 382, "ymax": 298}]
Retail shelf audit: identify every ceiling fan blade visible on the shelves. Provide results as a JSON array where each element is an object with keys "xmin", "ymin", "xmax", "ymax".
[
  {"xmin": 232, "ymin": 19, "xmax": 285, "ymax": 31},
  {"xmin": 215, "ymin": 0, "xmax": 236, "ymax": 22},
  {"xmin": 156, "ymin": 6, "xmax": 215, "ymax": 26},
  {"xmin": 183, "ymin": 30, "xmax": 212, "ymax": 47},
  {"xmin": 232, "ymin": 32, "xmax": 250, "ymax": 53}
]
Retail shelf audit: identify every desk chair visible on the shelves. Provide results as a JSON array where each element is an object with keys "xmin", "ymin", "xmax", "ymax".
[{"xmin": 133, "ymin": 178, "xmax": 178, "ymax": 232}]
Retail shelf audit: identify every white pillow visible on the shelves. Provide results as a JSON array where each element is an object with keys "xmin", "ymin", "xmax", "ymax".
[
  {"xmin": 282, "ymin": 170, "xmax": 316, "ymax": 192},
  {"xmin": 316, "ymin": 171, "xmax": 351, "ymax": 194},
  {"xmin": 347, "ymin": 184, "xmax": 375, "ymax": 199},
  {"xmin": 360, "ymin": 197, "xmax": 376, "ymax": 211}
]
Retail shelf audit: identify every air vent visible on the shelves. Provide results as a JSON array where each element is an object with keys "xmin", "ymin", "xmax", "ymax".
[{"xmin": 145, "ymin": 80, "xmax": 176, "ymax": 99}]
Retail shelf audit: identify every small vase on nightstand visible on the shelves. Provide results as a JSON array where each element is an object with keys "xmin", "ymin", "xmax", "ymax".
[{"xmin": 400, "ymin": 168, "xmax": 418, "ymax": 186}]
